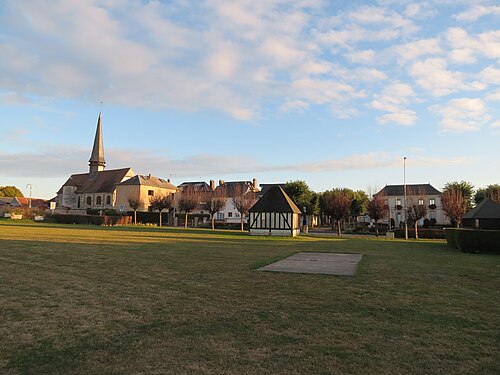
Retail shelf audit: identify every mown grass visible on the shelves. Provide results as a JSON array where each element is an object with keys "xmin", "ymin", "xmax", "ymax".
[{"xmin": 0, "ymin": 221, "xmax": 498, "ymax": 374}]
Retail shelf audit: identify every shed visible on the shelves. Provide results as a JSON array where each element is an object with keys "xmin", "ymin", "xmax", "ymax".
[
  {"xmin": 248, "ymin": 185, "xmax": 302, "ymax": 236},
  {"xmin": 462, "ymin": 198, "xmax": 500, "ymax": 230}
]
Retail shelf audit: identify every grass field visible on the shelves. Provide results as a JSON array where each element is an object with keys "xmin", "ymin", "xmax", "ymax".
[{"xmin": 0, "ymin": 221, "xmax": 499, "ymax": 374}]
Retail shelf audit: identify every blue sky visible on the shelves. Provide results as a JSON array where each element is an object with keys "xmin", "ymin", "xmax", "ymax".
[{"xmin": 1, "ymin": 0, "xmax": 499, "ymax": 199}]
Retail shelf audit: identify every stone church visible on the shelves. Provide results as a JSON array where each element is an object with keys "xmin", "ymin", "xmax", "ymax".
[{"xmin": 56, "ymin": 113, "xmax": 176, "ymax": 212}]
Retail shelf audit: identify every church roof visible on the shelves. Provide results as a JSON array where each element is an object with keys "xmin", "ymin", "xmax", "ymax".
[
  {"xmin": 57, "ymin": 168, "xmax": 134, "ymax": 194},
  {"xmin": 118, "ymin": 175, "xmax": 178, "ymax": 190},
  {"xmin": 249, "ymin": 185, "xmax": 302, "ymax": 214},
  {"xmin": 376, "ymin": 184, "xmax": 441, "ymax": 196},
  {"xmin": 463, "ymin": 198, "xmax": 500, "ymax": 219}
]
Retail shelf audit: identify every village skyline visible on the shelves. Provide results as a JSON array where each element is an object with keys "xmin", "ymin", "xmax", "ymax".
[{"xmin": 1, "ymin": 1, "xmax": 499, "ymax": 199}]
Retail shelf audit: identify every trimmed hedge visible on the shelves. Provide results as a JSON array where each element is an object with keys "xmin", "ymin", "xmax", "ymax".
[
  {"xmin": 53, "ymin": 214, "xmax": 131, "ymax": 226},
  {"xmin": 444, "ymin": 228, "xmax": 500, "ymax": 254},
  {"xmin": 394, "ymin": 228, "xmax": 445, "ymax": 239}
]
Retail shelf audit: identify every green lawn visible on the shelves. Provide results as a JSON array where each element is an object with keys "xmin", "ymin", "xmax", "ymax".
[{"xmin": 0, "ymin": 221, "xmax": 498, "ymax": 374}]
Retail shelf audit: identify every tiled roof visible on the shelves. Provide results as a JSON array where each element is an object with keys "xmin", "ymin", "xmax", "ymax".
[
  {"xmin": 463, "ymin": 198, "xmax": 500, "ymax": 219},
  {"xmin": 258, "ymin": 183, "xmax": 285, "ymax": 196},
  {"xmin": 119, "ymin": 175, "xmax": 177, "ymax": 190},
  {"xmin": 14, "ymin": 197, "xmax": 49, "ymax": 208},
  {"xmin": 376, "ymin": 184, "xmax": 441, "ymax": 196},
  {"xmin": 178, "ymin": 182, "xmax": 212, "ymax": 192},
  {"xmin": 249, "ymin": 186, "xmax": 302, "ymax": 214},
  {"xmin": 58, "ymin": 168, "xmax": 134, "ymax": 194}
]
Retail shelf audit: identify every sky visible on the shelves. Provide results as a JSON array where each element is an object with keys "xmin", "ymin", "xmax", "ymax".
[{"xmin": 0, "ymin": 0, "xmax": 499, "ymax": 199}]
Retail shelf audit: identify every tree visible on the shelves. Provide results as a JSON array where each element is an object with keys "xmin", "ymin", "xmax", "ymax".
[
  {"xmin": 0, "ymin": 186, "xmax": 24, "ymax": 197},
  {"xmin": 443, "ymin": 181, "xmax": 474, "ymax": 209},
  {"xmin": 149, "ymin": 194, "xmax": 173, "ymax": 227},
  {"xmin": 349, "ymin": 190, "xmax": 369, "ymax": 224},
  {"xmin": 128, "ymin": 196, "xmax": 142, "ymax": 225},
  {"xmin": 322, "ymin": 188, "xmax": 352, "ymax": 236},
  {"xmin": 367, "ymin": 194, "xmax": 388, "ymax": 237},
  {"xmin": 178, "ymin": 186, "xmax": 200, "ymax": 228},
  {"xmin": 475, "ymin": 184, "xmax": 500, "ymax": 204},
  {"xmin": 206, "ymin": 189, "xmax": 226, "ymax": 230},
  {"xmin": 232, "ymin": 184, "xmax": 257, "ymax": 231},
  {"xmin": 283, "ymin": 180, "xmax": 319, "ymax": 217},
  {"xmin": 442, "ymin": 186, "xmax": 468, "ymax": 228},
  {"xmin": 406, "ymin": 196, "xmax": 427, "ymax": 239}
]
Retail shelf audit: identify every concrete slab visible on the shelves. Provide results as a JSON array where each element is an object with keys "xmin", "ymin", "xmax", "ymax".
[{"xmin": 257, "ymin": 252, "xmax": 363, "ymax": 276}]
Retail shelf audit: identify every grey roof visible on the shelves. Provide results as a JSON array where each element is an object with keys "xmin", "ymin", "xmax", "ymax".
[
  {"xmin": 259, "ymin": 183, "xmax": 285, "ymax": 197},
  {"xmin": 376, "ymin": 184, "xmax": 441, "ymax": 196},
  {"xmin": 57, "ymin": 168, "xmax": 133, "ymax": 194},
  {"xmin": 118, "ymin": 175, "xmax": 177, "ymax": 190},
  {"xmin": 249, "ymin": 185, "xmax": 302, "ymax": 214},
  {"xmin": 88, "ymin": 112, "xmax": 105, "ymax": 167},
  {"xmin": 463, "ymin": 198, "xmax": 500, "ymax": 219},
  {"xmin": 214, "ymin": 181, "xmax": 259, "ymax": 197},
  {"xmin": 178, "ymin": 181, "xmax": 212, "ymax": 192}
]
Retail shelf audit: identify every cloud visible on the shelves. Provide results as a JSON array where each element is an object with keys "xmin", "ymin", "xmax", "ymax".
[
  {"xmin": 372, "ymin": 82, "xmax": 417, "ymax": 126},
  {"xmin": 345, "ymin": 49, "xmax": 377, "ymax": 64},
  {"xmin": 479, "ymin": 66, "xmax": 500, "ymax": 85},
  {"xmin": 485, "ymin": 89, "xmax": 500, "ymax": 102},
  {"xmin": 393, "ymin": 38, "xmax": 442, "ymax": 64},
  {"xmin": 410, "ymin": 58, "xmax": 486, "ymax": 96},
  {"xmin": 430, "ymin": 98, "xmax": 491, "ymax": 132},
  {"xmin": 446, "ymin": 28, "xmax": 500, "ymax": 61},
  {"xmin": 454, "ymin": 5, "xmax": 500, "ymax": 21}
]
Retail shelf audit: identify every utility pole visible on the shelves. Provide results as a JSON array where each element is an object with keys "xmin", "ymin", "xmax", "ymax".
[
  {"xmin": 403, "ymin": 157, "xmax": 408, "ymax": 240},
  {"xmin": 26, "ymin": 184, "xmax": 32, "ymax": 209}
]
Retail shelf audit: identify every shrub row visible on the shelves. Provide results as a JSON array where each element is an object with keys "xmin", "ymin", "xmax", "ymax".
[
  {"xmin": 53, "ymin": 214, "xmax": 132, "ymax": 226},
  {"xmin": 393, "ymin": 228, "xmax": 445, "ymax": 239},
  {"xmin": 444, "ymin": 228, "xmax": 500, "ymax": 254}
]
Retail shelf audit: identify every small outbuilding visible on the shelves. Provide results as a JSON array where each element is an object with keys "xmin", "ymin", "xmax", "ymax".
[
  {"xmin": 248, "ymin": 185, "xmax": 302, "ymax": 236},
  {"xmin": 462, "ymin": 198, "xmax": 500, "ymax": 230}
]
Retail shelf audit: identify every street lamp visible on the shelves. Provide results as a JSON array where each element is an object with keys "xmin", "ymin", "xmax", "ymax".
[
  {"xmin": 403, "ymin": 157, "xmax": 408, "ymax": 240},
  {"xmin": 26, "ymin": 184, "xmax": 32, "ymax": 209}
]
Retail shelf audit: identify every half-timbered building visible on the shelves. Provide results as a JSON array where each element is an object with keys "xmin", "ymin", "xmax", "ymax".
[{"xmin": 248, "ymin": 185, "xmax": 301, "ymax": 236}]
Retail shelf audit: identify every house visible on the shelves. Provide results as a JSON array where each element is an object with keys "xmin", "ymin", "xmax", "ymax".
[
  {"xmin": 56, "ymin": 112, "xmax": 135, "ymax": 212},
  {"xmin": 375, "ymin": 183, "xmax": 449, "ymax": 226},
  {"xmin": 115, "ymin": 174, "xmax": 178, "ymax": 212},
  {"xmin": 462, "ymin": 198, "xmax": 500, "ymax": 230},
  {"xmin": 213, "ymin": 179, "xmax": 259, "ymax": 224},
  {"xmin": 248, "ymin": 185, "xmax": 301, "ymax": 236}
]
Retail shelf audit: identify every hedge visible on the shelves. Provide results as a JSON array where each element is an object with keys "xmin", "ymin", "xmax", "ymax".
[
  {"xmin": 53, "ymin": 214, "xmax": 131, "ymax": 226},
  {"xmin": 444, "ymin": 228, "xmax": 500, "ymax": 254},
  {"xmin": 394, "ymin": 228, "xmax": 445, "ymax": 239}
]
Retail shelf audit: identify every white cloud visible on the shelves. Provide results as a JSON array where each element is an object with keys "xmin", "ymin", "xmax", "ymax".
[
  {"xmin": 446, "ymin": 28, "xmax": 500, "ymax": 61},
  {"xmin": 393, "ymin": 38, "xmax": 442, "ymax": 64},
  {"xmin": 345, "ymin": 49, "xmax": 377, "ymax": 64},
  {"xmin": 454, "ymin": 5, "xmax": 500, "ymax": 21},
  {"xmin": 372, "ymin": 82, "xmax": 417, "ymax": 126},
  {"xmin": 480, "ymin": 66, "xmax": 500, "ymax": 85},
  {"xmin": 280, "ymin": 100, "xmax": 310, "ymax": 113},
  {"xmin": 410, "ymin": 58, "xmax": 486, "ymax": 96},
  {"xmin": 430, "ymin": 98, "xmax": 491, "ymax": 132},
  {"xmin": 448, "ymin": 48, "xmax": 476, "ymax": 65},
  {"xmin": 491, "ymin": 120, "xmax": 500, "ymax": 129},
  {"xmin": 485, "ymin": 90, "xmax": 500, "ymax": 102}
]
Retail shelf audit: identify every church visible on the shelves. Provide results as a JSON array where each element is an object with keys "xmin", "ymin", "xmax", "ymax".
[{"xmin": 56, "ymin": 114, "xmax": 176, "ymax": 212}]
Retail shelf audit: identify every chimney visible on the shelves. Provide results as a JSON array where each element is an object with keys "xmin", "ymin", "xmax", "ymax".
[
  {"xmin": 167, "ymin": 179, "xmax": 170, "ymax": 183},
  {"xmin": 219, "ymin": 180, "xmax": 225, "ymax": 186},
  {"xmin": 148, "ymin": 174, "xmax": 151, "ymax": 179},
  {"xmin": 253, "ymin": 178, "xmax": 257, "ymax": 190},
  {"xmin": 210, "ymin": 180, "xmax": 215, "ymax": 190}
]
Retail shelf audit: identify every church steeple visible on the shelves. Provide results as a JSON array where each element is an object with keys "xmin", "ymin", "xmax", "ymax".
[{"xmin": 89, "ymin": 112, "xmax": 106, "ymax": 174}]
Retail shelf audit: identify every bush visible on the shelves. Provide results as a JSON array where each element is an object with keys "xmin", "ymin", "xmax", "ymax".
[
  {"xmin": 394, "ymin": 228, "xmax": 445, "ymax": 239},
  {"xmin": 444, "ymin": 228, "xmax": 500, "ymax": 254}
]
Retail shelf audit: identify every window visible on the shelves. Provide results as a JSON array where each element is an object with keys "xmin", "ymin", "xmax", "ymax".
[
  {"xmin": 148, "ymin": 190, "xmax": 154, "ymax": 196},
  {"xmin": 77, "ymin": 197, "xmax": 81, "ymax": 208},
  {"xmin": 429, "ymin": 198, "xmax": 435, "ymax": 206},
  {"xmin": 86, "ymin": 196, "xmax": 92, "ymax": 206},
  {"xmin": 96, "ymin": 196, "xmax": 102, "ymax": 205},
  {"xmin": 396, "ymin": 199, "xmax": 401, "ymax": 206},
  {"xmin": 228, "ymin": 212, "xmax": 233, "ymax": 218},
  {"xmin": 418, "ymin": 199, "xmax": 424, "ymax": 206},
  {"xmin": 106, "ymin": 196, "xmax": 111, "ymax": 205}
]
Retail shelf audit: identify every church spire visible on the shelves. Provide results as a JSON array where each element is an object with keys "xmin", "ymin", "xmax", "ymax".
[{"xmin": 89, "ymin": 112, "xmax": 106, "ymax": 174}]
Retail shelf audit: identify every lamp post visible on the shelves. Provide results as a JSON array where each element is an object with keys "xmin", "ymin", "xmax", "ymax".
[
  {"xmin": 26, "ymin": 184, "xmax": 32, "ymax": 209},
  {"xmin": 403, "ymin": 157, "xmax": 408, "ymax": 240}
]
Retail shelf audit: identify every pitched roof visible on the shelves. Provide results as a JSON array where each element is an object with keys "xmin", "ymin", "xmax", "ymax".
[
  {"xmin": 214, "ymin": 181, "xmax": 260, "ymax": 197},
  {"xmin": 58, "ymin": 168, "xmax": 134, "ymax": 194},
  {"xmin": 463, "ymin": 198, "xmax": 500, "ymax": 219},
  {"xmin": 249, "ymin": 185, "xmax": 302, "ymax": 214},
  {"xmin": 258, "ymin": 183, "xmax": 285, "ymax": 197},
  {"xmin": 14, "ymin": 197, "xmax": 49, "ymax": 208},
  {"xmin": 376, "ymin": 184, "xmax": 441, "ymax": 196},
  {"xmin": 178, "ymin": 181, "xmax": 212, "ymax": 192},
  {"xmin": 118, "ymin": 175, "xmax": 178, "ymax": 190},
  {"xmin": 88, "ymin": 112, "xmax": 105, "ymax": 167}
]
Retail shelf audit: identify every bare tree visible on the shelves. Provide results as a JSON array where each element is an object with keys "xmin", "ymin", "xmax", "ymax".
[
  {"xmin": 150, "ymin": 194, "xmax": 173, "ymax": 227},
  {"xmin": 442, "ymin": 187, "xmax": 468, "ymax": 228},
  {"xmin": 128, "ymin": 196, "xmax": 142, "ymax": 225},
  {"xmin": 232, "ymin": 184, "xmax": 257, "ymax": 231},
  {"xmin": 367, "ymin": 194, "xmax": 388, "ymax": 237},
  {"xmin": 406, "ymin": 195, "xmax": 427, "ymax": 239},
  {"xmin": 206, "ymin": 189, "xmax": 226, "ymax": 230},
  {"xmin": 178, "ymin": 186, "xmax": 200, "ymax": 228},
  {"xmin": 323, "ymin": 188, "xmax": 352, "ymax": 236}
]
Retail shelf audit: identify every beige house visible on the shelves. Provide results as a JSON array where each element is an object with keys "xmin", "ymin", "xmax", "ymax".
[{"xmin": 115, "ymin": 174, "xmax": 178, "ymax": 212}]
